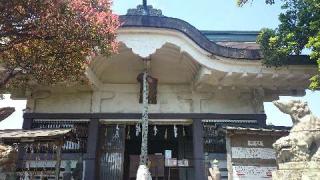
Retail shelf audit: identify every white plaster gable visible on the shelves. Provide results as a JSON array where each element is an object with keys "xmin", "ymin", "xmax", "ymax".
[
  {"xmin": 117, "ymin": 28, "xmax": 316, "ymax": 74},
  {"xmin": 117, "ymin": 32, "xmax": 167, "ymax": 58},
  {"xmin": 115, "ymin": 27, "xmax": 316, "ymax": 89}
]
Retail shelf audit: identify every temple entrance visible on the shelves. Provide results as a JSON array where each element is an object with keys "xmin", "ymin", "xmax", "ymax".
[
  {"xmin": 123, "ymin": 124, "xmax": 193, "ymax": 180},
  {"xmin": 99, "ymin": 125, "xmax": 126, "ymax": 180}
]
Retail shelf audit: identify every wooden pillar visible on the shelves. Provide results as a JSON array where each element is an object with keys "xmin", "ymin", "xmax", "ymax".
[
  {"xmin": 18, "ymin": 118, "xmax": 33, "ymax": 169},
  {"xmin": 258, "ymin": 114, "xmax": 267, "ymax": 127},
  {"xmin": 84, "ymin": 119, "xmax": 100, "ymax": 180},
  {"xmin": 225, "ymin": 135, "xmax": 233, "ymax": 180},
  {"xmin": 55, "ymin": 142, "xmax": 63, "ymax": 180},
  {"xmin": 192, "ymin": 119, "xmax": 205, "ymax": 180},
  {"xmin": 22, "ymin": 118, "xmax": 33, "ymax": 130}
]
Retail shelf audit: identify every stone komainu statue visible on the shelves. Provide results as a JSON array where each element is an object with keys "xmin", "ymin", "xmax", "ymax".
[{"xmin": 273, "ymin": 100, "xmax": 320, "ymax": 163}]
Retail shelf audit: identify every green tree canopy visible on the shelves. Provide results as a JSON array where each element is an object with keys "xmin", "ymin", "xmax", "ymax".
[
  {"xmin": 237, "ymin": 0, "xmax": 275, "ymax": 6},
  {"xmin": 238, "ymin": 0, "xmax": 320, "ymax": 89},
  {"xmin": 0, "ymin": 0, "xmax": 119, "ymax": 90}
]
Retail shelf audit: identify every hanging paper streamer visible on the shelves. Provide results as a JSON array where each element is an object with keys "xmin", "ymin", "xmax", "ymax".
[
  {"xmin": 112, "ymin": 124, "xmax": 120, "ymax": 140},
  {"xmin": 12, "ymin": 143, "xmax": 19, "ymax": 152},
  {"xmin": 183, "ymin": 126, "xmax": 186, "ymax": 137},
  {"xmin": 153, "ymin": 125, "xmax": 158, "ymax": 136},
  {"xmin": 174, "ymin": 125, "xmax": 178, "ymax": 138},
  {"xmin": 127, "ymin": 127, "xmax": 131, "ymax": 140},
  {"xmin": 44, "ymin": 143, "xmax": 49, "ymax": 176},
  {"xmin": 104, "ymin": 127, "xmax": 108, "ymax": 137},
  {"xmin": 136, "ymin": 123, "xmax": 141, "ymax": 136},
  {"xmin": 164, "ymin": 128, "xmax": 168, "ymax": 140}
]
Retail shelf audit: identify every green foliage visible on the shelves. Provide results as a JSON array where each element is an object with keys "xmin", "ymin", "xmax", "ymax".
[
  {"xmin": 307, "ymin": 32, "xmax": 320, "ymax": 88},
  {"xmin": 257, "ymin": 28, "xmax": 290, "ymax": 67},
  {"xmin": 0, "ymin": 0, "xmax": 119, "ymax": 91},
  {"xmin": 237, "ymin": 0, "xmax": 275, "ymax": 7},
  {"xmin": 243, "ymin": 0, "xmax": 320, "ymax": 89}
]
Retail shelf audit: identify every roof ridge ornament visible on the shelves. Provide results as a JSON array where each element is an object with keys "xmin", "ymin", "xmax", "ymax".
[{"xmin": 126, "ymin": 4, "xmax": 163, "ymax": 17}]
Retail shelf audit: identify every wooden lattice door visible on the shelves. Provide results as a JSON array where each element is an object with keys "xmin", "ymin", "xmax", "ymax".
[{"xmin": 99, "ymin": 125, "xmax": 125, "ymax": 180}]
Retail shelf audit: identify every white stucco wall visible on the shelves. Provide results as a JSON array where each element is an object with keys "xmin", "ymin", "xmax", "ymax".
[
  {"xmin": 99, "ymin": 84, "xmax": 192, "ymax": 113},
  {"xmin": 200, "ymin": 90, "xmax": 256, "ymax": 113},
  {"xmin": 33, "ymin": 92, "xmax": 92, "ymax": 113},
  {"xmin": 30, "ymin": 84, "xmax": 260, "ymax": 114}
]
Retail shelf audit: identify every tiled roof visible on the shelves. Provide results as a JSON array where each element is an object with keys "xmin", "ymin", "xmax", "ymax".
[
  {"xmin": 0, "ymin": 129, "xmax": 72, "ymax": 142},
  {"xmin": 120, "ymin": 15, "xmax": 262, "ymax": 60},
  {"xmin": 216, "ymin": 42, "xmax": 260, "ymax": 50},
  {"xmin": 201, "ymin": 31, "xmax": 259, "ymax": 42},
  {"xmin": 0, "ymin": 107, "xmax": 15, "ymax": 121},
  {"xmin": 225, "ymin": 126, "xmax": 290, "ymax": 135},
  {"xmin": 119, "ymin": 15, "xmax": 316, "ymax": 65}
]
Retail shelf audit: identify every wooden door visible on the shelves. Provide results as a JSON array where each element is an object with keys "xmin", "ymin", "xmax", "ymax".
[{"xmin": 99, "ymin": 125, "xmax": 125, "ymax": 180}]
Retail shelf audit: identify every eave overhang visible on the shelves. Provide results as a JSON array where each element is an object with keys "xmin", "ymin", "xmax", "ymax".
[
  {"xmin": 8, "ymin": 14, "xmax": 317, "ymax": 98},
  {"xmin": 119, "ymin": 15, "xmax": 262, "ymax": 60},
  {"xmin": 119, "ymin": 15, "xmax": 316, "ymax": 65}
]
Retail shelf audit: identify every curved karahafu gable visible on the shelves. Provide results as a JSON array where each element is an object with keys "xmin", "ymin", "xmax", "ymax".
[
  {"xmin": 119, "ymin": 15, "xmax": 262, "ymax": 60},
  {"xmin": 109, "ymin": 13, "xmax": 316, "ymax": 91},
  {"xmin": 119, "ymin": 15, "xmax": 315, "ymax": 66}
]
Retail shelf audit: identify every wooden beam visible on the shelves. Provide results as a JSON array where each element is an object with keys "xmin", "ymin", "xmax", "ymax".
[
  {"xmin": 208, "ymin": 70, "xmax": 228, "ymax": 84},
  {"xmin": 21, "ymin": 153, "xmax": 84, "ymax": 161},
  {"xmin": 193, "ymin": 67, "xmax": 212, "ymax": 88},
  {"xmin": 272, "ymin": 73, "xmax": 279, "ymax": 79},
  {"xmin": 219, "ymin": 72, "xmax": 243, "ymax": 86},
  {"xmin": 219, "ymin": 72, "xmax": 233, "ymax": 82},
  {"xmin": 297, "ymin": 74, "xmax": 311, "ymax": 82},
  {"xmin": 284, "ymin": 74, "xmax": 295, "ymax": 81},
  {"xmin": 255, "ymin": 73, "xmax": 264, "ymax": 80},
  {"xmin": 240, "ymin": 72, "xmax": 248, "ymax": 79},
  {"xmin": 24, "ymin": 113, "xmax": 267, "ymax": 122}
]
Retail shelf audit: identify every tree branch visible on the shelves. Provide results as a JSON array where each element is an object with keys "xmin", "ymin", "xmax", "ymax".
[{"xmin": 0, "ymin": 69, "xmax": 21, "ymax": 88}]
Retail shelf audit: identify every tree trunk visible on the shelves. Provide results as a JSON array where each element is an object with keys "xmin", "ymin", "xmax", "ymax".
[{"xmin": 0, "ymin": 69, "xmax": 20, "ymax": 89}]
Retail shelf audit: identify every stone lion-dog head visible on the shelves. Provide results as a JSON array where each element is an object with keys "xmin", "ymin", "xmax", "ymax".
[{"xmin": 273, "ymin": 100, "xmax": 311, "ymax": 125}]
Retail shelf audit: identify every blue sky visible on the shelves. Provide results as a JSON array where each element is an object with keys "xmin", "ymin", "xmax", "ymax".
[
  {"xmin": 0, "ymin": 0, "xmax": 319, "ymax": 129},
  {"xmin": 113, "ymin": 0, "xmax": 283, "ymax": 30}
]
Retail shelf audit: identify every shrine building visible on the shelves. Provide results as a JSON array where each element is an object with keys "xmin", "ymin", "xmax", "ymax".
[{"xmin": 12, "ymin": 4, "xmax": 317, "ymax": 180}]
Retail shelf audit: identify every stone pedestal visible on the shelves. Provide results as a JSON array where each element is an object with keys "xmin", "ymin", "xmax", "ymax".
[{"xmin": 272, "ymin": 162, "xmax": 320, "ymax": 180}]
